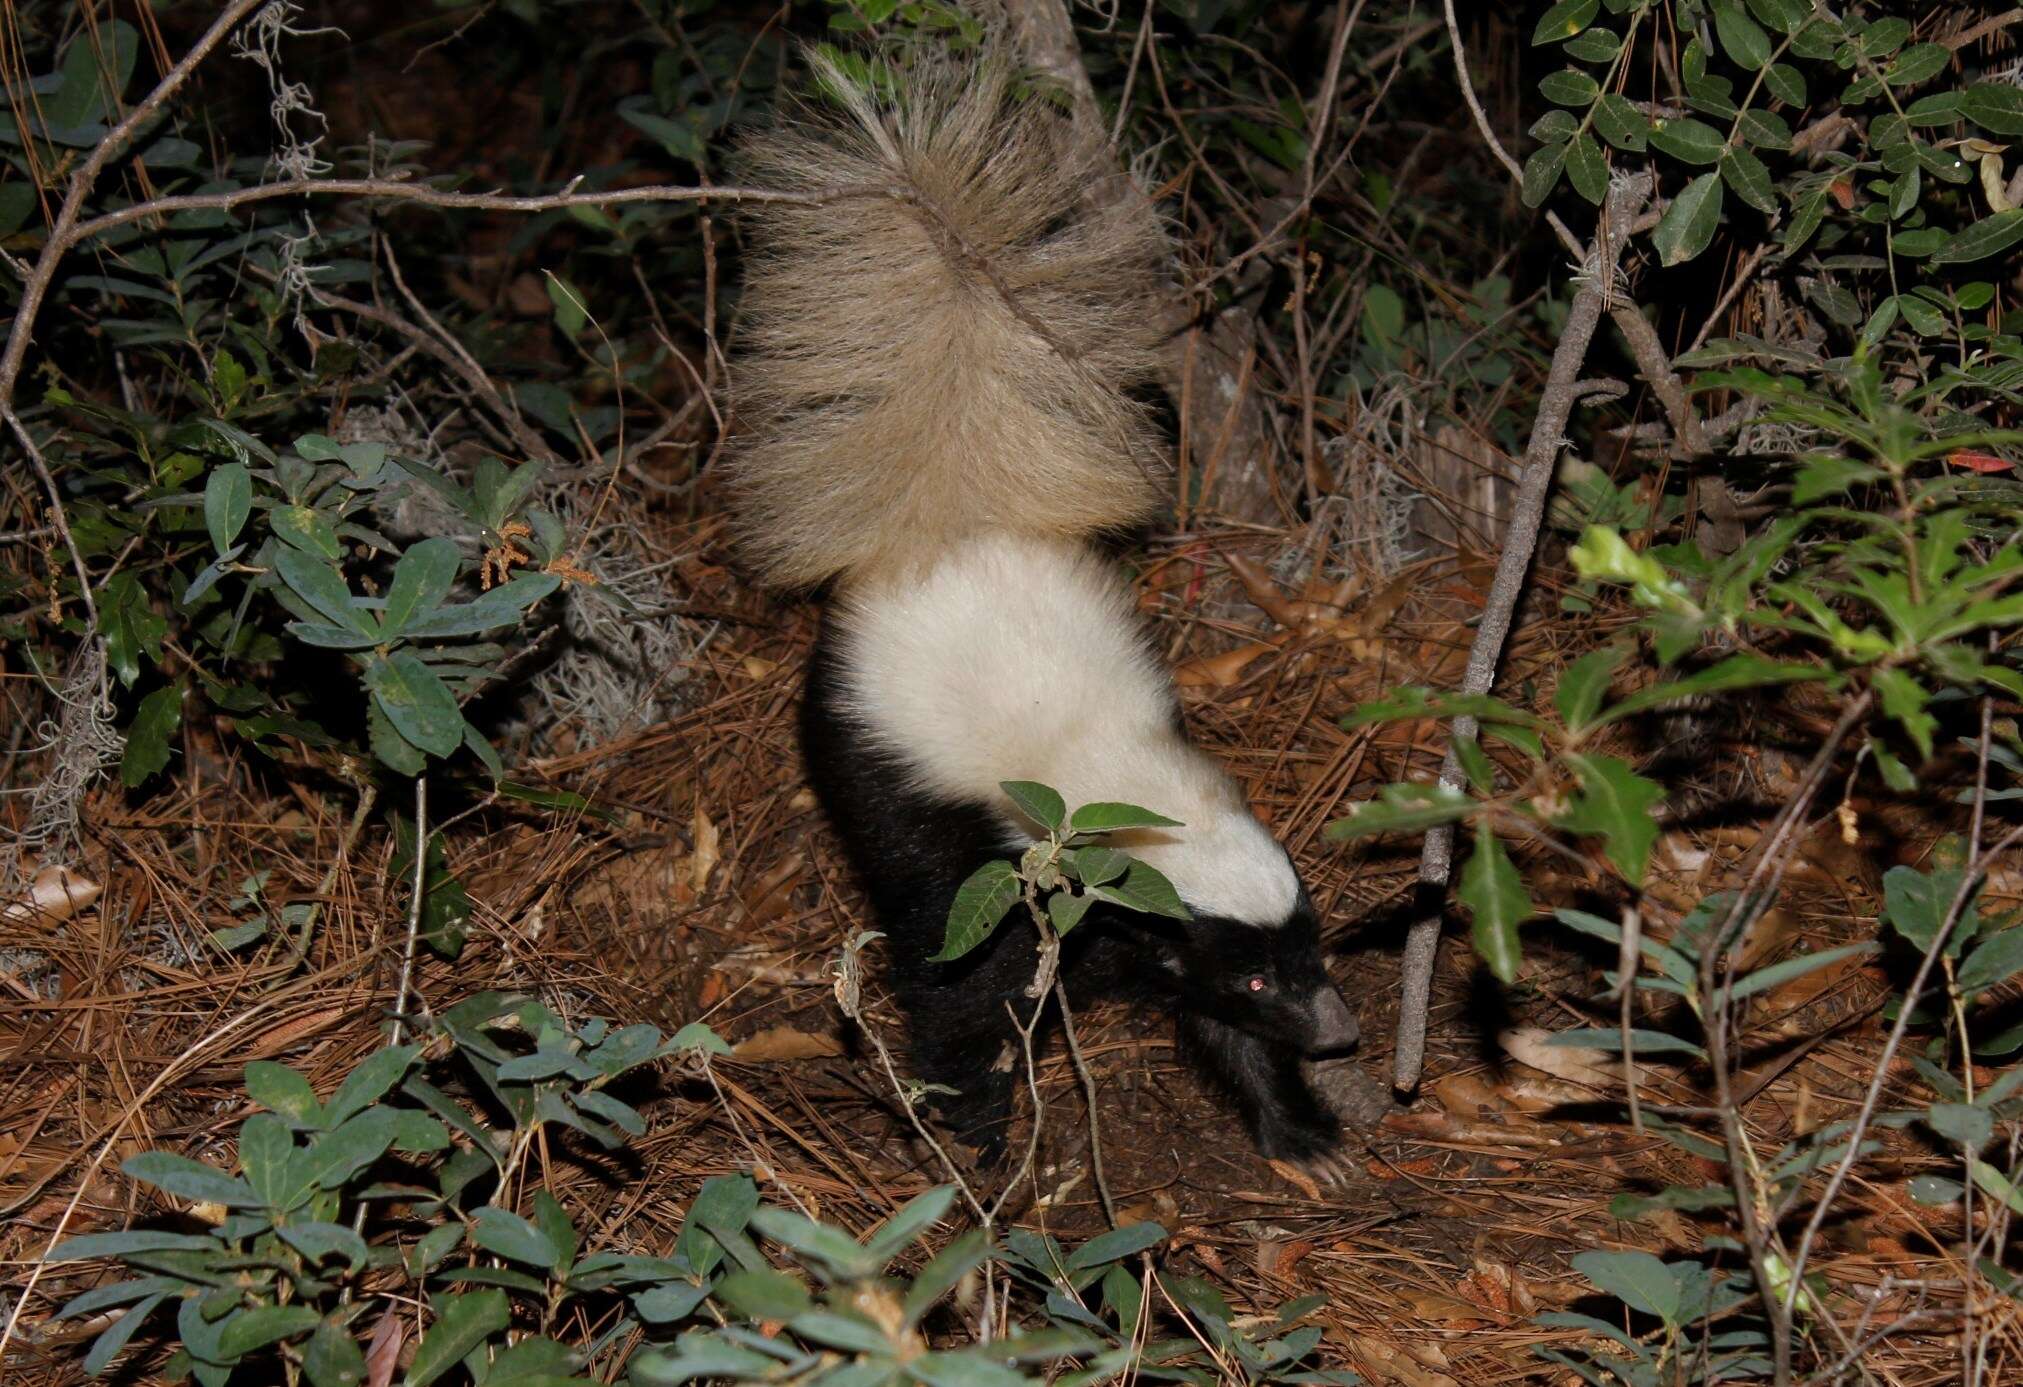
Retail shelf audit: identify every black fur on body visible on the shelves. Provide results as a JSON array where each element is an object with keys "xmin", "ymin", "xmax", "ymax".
[{"xmin": 803, "ymin": 620, "xmax": 1358, "ymax": 1165}]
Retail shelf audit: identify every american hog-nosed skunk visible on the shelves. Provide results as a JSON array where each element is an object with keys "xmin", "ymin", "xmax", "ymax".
[{"xmin": 727, "ymin": 50, "xmax": 1358, "ymax": 1166}]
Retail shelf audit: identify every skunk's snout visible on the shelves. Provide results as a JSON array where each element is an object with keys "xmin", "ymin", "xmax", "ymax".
[{"xmin": 1306, "ymin": 986, "xmax": 1359, "ymax": 1054}]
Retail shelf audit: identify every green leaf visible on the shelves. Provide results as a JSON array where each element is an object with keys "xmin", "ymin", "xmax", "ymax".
[
  {"xmin": 204, "ymin": 463, "xmax": 251, "ymax": 554},
  {"xmin": 301, "ymin": 1320, "xmax": 367, "ymax": 1387},
  {"xmin": 367, "ymin": 653, "xmax": 466, "ymax": 760},
  {"xmin": 1068, "ymin": 802, "xmax": 1184, "ymax": 834},
  {"xmin": 1652, "ymin": 173, "xmax": 1724, "ymax": 266},
  {"xmin": 271, "ymin": 503, "xmax": 343, "ymax": 559},
  {"xmin": 120, "ymin": 684, "xmax": 183, "ymax": 788},
  {"xmin": 1531, "ymin": 0, "xmax": 1598, "ymax": 44},
  {"xmin": 1521, "ymin": 140, "xmax": 1569, "ymax": 207},
  {"xmin": 1764, "ymin": 62, "xmax": 1807, "ymax": 106},
  {"xmin": 1571, "ymin": 1251, "xmax": 1683, "ymax": 1324},
  {"xmin": 1729, "ymin": 942, "xmax": 1877, "ymax": 1001},
  {"xmin": 1551, "ymin": 1026, "xmax": 1708, "ymax": 1060},
  {"xmin": 1554, "ymin": 646, "xmax": 1623, "ymax": 733},
  {"xmin": 98, "ymin": 573, "xmax": 167, "ymax": 687},
  {"xmin": 304, "ymin": 1108, "xmax": 400, "ymax": 1190},
  {"xmin": 1957, "ymin": 929, "xmax": 2023, "ymax": 998},
  {"xmin": 1553, "ymin": 755, "xmax": 1664, "ymax": 887},
  {"xmin": 1452, "ymin": 734, "xmax": 1495, "ymax": 795},
  {"xmin": 1931, "ymin": 211, "xmax": 2023, "ymax": 266},
  {"xmin": 401, "ymin": 573, "xmax": 559, "ymax": 638},
  {"xmin": 632, "ymin": 1282, "xmax": 710, "ymax": 1324},
  {"xmin": 120, "ymin": 1152, "xmax": 261, "ymax": 1207},
  {"xmin": 406, "ymin": 1290, "xmax": 510, "ymax": 1387},
  {"xmin": 1874, "ymin": 668, "xmax": 1935, "ymax": 759},
  {"xmin": 1047, "ymin": 891, "xmax": 1093, "ymax": 935},
  {"xmin": 902, "ymin": 1229, "xmax": 990, "ymax": 1327},
  {"xmin": 380, "ymin": 537, "xmax": 462, "ymax": 635},
  {"xmin": 1972, "ymin": 1159, "xmax": 2023, "ymax": 1215},
  {"xmin": 1459, "ymin": 823, "xmax": 1530, "ymax": 984},
  {"xmin": 677, "ymin": 1174, "xmax": 760, "ymax": 1279},
  {"xmin": 748, "ymin": 1206, "xmax": 880, "ymax": 1279},
  {"xmin": 47, "ymin": 1229, "xmax": 222, "ymax": 1262},
  {"xmin": 1564, "ymin": 132, "xmax": 1608, "ymax": 205},
  {"xmin": 326, "ymin": 1044, "xmax": 420, "ymax": 1125},
  {"xmin": 546, "ymin": 275, "xmax": 587, "ymax": 338},
  {"xmin": 369, "ymin": 700, "xmax": 428, "ymax": 776},
  {"xmin": 1598, "ymin": 654, "xmax": 1824, "ymax": 723},
  {"xmin": 716, "ymin": 1267, "xmax": 814, "ymax": 1320},
  {"xmin": 1720, "ymin": 147, "xmax": 1778, "ymax": 214},
  {"xmin": 531, "ymin": 1188, "xmax": 577, "ymax": 1269},
  {"xmin": 1063, "ymin": 845, "xmax": 1130, "ymax": 886},
  {"xmin": 278, "ymin": 1221, "xmax": 369, "ymax": 1270},
  {"xmin": 218, "ymin": 1304, "xmax": 323, "ymax": 1359},
  {"xmin": 1648, "ymin": 117, "xmax": 1725, "ymax": 165},
  {"xmin": 1888, "ymin": 42, "xmax": 1950, "ymax": 88},
  {"xmin": 999, "ymin": 781, "xmax": 1065, "ymax": 833},
  {"xmin": 82, "ymin": 1295, "xmax": 168, "ymax": 1377},
  {"xmin": 1087, "ymin": 857, "xmax": 1191, "ymax": 920},
  {"xmin": 1908, "ymin": 1175, "xmax": 1963, "ymax": 1205},
  {"xmin": 1712, "ymin": 1, "xmax": 1771, "ymax": 68},
  {"xmin": 1792, "ymin": 455, "xmax": 1881, "ymax": 504},
  {"xmin": 1324, "ymin": 782, "xmax": 1475, "ymax": 840},
  {"xmin": 932, "ymin": 859, "xmax": 1022, "ymax": 962},
  {"xmin": 1065, "ymin": 1221, "xmax": 1167, "ymax": 1269},
  {"xmin": 864, "ymin": 1185, "xmax": 958, "ymax": 1263},
  {"xmin": 1882, "ymin": 865, "xmax": 1975, "ymax": 954},
  {"xmin": 1964, "ymin": 82, "xmax": 2023, "ymax": 136},
  {"xmin": 1593, "ymin": 93, "xmax": 1648, "ymax": 151},
  {"xmin": 1564, "ymin": 26, "xmax": 1620, "ymax": 63},
  {"xmin": 245, "ymin": 1061, "xmax": 321, "ymax": 1125},
  {"xmin": 275, "ymin": 549, "xmax": 366, "ymax": 632},
  {"xmin": 472, "ymin": 1205, "xmax": 563, "ymax": 1269},
  {"xmin": 1539, "ymin": 68, "xmax": 1600, "ymax": 106},
  {"xmin": 1929, "ymin": 1102, "xmax": 1994, "ymax": 1150}
]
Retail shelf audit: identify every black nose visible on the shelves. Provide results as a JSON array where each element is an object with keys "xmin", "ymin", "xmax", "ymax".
[{"xmin": 1308, "ymin": 986, "xmax": 1358, "ymax": 1053}]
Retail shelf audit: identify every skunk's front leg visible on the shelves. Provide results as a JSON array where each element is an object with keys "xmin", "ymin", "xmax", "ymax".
[{"xmin": 1178, "ymin": 1010, "xmax": 1342, "ymax": 1166}]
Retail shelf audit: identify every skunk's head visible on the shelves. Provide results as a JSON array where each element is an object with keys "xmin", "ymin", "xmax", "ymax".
[{"xmin": 1167, "ymin": 895, "xmax": 1358, "ymax": 1055}]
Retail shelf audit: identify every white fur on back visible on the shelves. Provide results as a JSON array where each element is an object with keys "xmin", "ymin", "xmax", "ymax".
[{"xmin": 833, "ymin": 535, "xmax": 1300, "ymax": 927}]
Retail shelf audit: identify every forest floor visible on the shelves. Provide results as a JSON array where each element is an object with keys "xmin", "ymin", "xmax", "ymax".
[{"xmin": 4, "ymin": 499, "xmax": 1965, "ymax": 1385}]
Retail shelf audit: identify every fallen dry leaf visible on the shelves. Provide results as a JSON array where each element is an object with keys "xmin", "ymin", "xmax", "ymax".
[
  {"xmin": 1500, "ymin": 1026, "xmax": 1619, "ymax": 1088},
  {"xmin": 364, "ymin": 1312, "xmax": 403, "ymax": 1387},
  {"xmin": 1174, "ymin": 640, "xmax": 1279, "ymax": 688},
  {"xmin": 2, "ymin": 864, "xmax": 101, "ymax": 926},
  {"xmin": 691, "ymin": 806, "xmax": 722, "ymax": 896},
  {"xmin": 731, "ymin": 1026, "xmax": 844, "ymax": 1062},
  {"xmin": 1431, "ymin": 1070, "xmax": 1507, "ymax": 1118},
  {"xmin": 1267, "ymin": 1159, "xmax": 1323, "ymax": 1200}
]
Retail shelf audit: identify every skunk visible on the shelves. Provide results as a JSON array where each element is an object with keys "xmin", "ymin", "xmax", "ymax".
[{"xmin": 727, "ymin": 51, "xmax": 1358, "ymax": 1167}]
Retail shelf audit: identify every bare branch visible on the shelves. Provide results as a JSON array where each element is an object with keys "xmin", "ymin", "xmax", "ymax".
[{"xmin": 1392, "ymin": 170, "xmax": 1654, "ymax": 1092}]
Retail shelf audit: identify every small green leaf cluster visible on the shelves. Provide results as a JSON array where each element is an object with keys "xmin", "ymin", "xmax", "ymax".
[
  {"xmin": 1327, "ymin": 649, "xmax": 1819, "ymax": 981},
  {"xmin": 1568, "ymin": 355, "xmax": 2023, "ymax": 767},
  {"xmin": 935, "ymin": 782, "xmax": 1191, "ymax": 963},
  {"xmin": 43, "ymin": 998, "xmax": 722, "ymax": 1386},
  {"xmin": 1525, "ymin": 1, "xmax": 2023, "ymax": 273},
  {"xmin": 1539, "ymin": 1250, "xmax": 1769, "ymax": 1384},
  {"xmin": 47, "ymin": 994, "xmax": 1360, "ymax": 1387}
]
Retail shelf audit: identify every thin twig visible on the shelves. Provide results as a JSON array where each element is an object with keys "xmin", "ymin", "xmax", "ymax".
[{"xmin": 1391, "ymin": 171, "xmax": 1652, "ymax": 1091}]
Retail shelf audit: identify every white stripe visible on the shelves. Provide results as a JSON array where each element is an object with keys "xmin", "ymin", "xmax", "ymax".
[{"xmin": 832, "ymin": 534, "xmax": 1300, "ymax": 926}]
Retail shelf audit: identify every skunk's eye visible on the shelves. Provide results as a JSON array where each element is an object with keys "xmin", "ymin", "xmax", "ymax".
[{"xmin": 1244, "ymin": 974, "xmax": 1268, "ymax": 993}]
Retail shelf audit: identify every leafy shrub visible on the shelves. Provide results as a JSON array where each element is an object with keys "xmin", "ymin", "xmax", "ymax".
[{"xmin": 43, "ymin": 994, "xmax": 1360, "ymax": 1387}]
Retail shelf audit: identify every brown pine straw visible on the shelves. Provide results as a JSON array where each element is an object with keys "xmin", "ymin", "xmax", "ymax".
[{"xmin": 1, "ymin": 502, "xmax": 2004, "ymax": 1384}]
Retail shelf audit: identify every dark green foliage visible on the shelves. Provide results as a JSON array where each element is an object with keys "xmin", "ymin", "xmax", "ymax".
[{"xmin": 48, "ymin": 998, "xmax": 1358, "ymax": 1387}]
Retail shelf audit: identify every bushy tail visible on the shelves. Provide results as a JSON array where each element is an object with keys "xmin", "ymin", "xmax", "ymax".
[{"xmin": 726, "ymin": 48, "xmax": 1171, "ymax": 590}]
